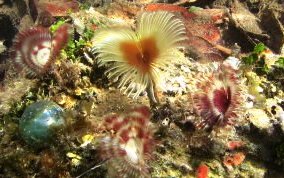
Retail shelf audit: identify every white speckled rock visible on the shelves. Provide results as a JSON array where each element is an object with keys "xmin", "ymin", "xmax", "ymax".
[{"xmin": 246, "ymin": 109, "xmax": 272, "ymax": 130}]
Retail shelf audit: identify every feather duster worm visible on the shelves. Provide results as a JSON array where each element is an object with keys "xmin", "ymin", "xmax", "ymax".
[
  {"xmin": 192, "ymin": 64, "xmax": 243, "ymax": 129},
  {"xmin": 11, "ymin": 24, "xmax": 72, "ymax": 75},
  {"xmin": 92, "ymin": 11, "xmax": 187, "ymax": 102},
  {"xmin": 100, "ymin": 105, "xmax": 155, "ymax": 178}
]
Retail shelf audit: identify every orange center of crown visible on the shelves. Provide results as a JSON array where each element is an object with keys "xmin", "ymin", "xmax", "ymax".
[{"xmin": 120, "ymin": 37, "xmax": 159, "ymax": 74}]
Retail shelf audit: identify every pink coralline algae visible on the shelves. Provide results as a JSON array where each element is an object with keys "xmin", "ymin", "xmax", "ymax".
[
  {"xmin": 11, "ymin": 24, "xmax": 72, "ymax": 76},
  {"xmin": 31, "ymin": 0, "xmax": 79, "ymax": 17},
  {"xmin": 99, "ymin": 105, "xmax": 155, "ymax": 178},
  {"xmin": 192, "ymin": 64, "xmax": 242, "ymax": 129}
]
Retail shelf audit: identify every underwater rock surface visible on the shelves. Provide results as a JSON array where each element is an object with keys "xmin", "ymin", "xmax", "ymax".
[
  {"xmin": 1, "ymin": 0, "xmax": 284, "ymax": 177},
  {"xmin": 19, "ymin": 100, "xmax": 65, "ymax": 147}
]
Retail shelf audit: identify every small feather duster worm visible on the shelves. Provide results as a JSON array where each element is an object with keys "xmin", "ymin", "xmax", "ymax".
[
  {"xmin": 192, "ymin": 64, "xmax": 243, "ymax": 129},
  {"xmin": 92, "ymin": 11, "xmax": 187, "ymax": 99},
  {"xmin": 11, "ymin": 24, "xmax": 72, "ymax": 75},
  {"xmin": 100, "ymin": 106, "xmax": 155, "ymax": 178}
]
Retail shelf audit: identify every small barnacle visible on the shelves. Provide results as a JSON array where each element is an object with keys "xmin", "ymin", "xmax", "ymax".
[
  {"xmin": 265, "ymin": 98, "xmax": 283, "ymax": 117},
  {"xmin": 11, "ymin": 24, "xmax": 72, "ymax": 76},
  {"xmin": 92, "ymin": 11, "xmax": 187, "ymax": 105},
  {"xmin": 192, "ymin": 64, "xmax": 243, "ymax": 129},
  {"xmin": 99, "ymin": 105, "xmax": 155, "ymax": 178},
  {"xmin": 162, "ymin": 117, "xmax": 170, "ymax": 127}
]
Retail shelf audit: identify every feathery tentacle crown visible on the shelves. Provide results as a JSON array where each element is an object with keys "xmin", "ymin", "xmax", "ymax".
[
  {"xmin": 12, "ymin": 24, "xmax": 72, "ymax": 75},
  {"xmin": 192, "ymin": 64, "xmax": 242, "ymax": 129},
  {"xmin": 100, "ymin": 106, "xmax": 155, "ymax": 178},
  {"xmin": 92, "ymin": 11, "xmax": 187, "ymax": 98}
]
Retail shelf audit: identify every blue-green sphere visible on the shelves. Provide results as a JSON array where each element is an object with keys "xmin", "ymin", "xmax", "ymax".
[{"xmin": 19, "ymin": 100, "xmax": 65, "ymax": 147}]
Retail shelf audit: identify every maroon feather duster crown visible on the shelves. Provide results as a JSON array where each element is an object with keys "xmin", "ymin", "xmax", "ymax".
[
  {"xmin": 11, "ymin": 24, "xmax": 72, "ymax": 75},
  {"xmin": 192, "ymin": 64, "xmax": 242, "ymax": 129},
  {"xmin": 100, "ymin": 105, "xmax": 155, "ymax": 178}
]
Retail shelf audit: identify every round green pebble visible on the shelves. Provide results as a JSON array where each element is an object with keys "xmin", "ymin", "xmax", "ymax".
[{"xmin": 19, "ymin": 100, "xmax": 65, "ymax": 147}]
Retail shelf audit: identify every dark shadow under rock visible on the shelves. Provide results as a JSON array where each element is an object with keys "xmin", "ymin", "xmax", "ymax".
[{"xmin": 260, "ymin": 8, "xmax": 284, "ymax": 53}]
